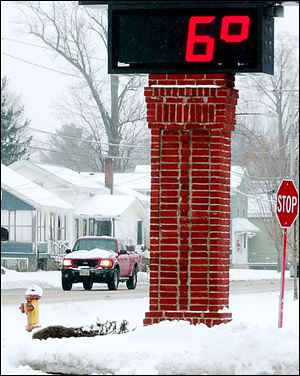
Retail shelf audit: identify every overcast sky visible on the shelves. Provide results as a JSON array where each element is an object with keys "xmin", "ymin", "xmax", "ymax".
[{"xmin": 1, "ymin": 1, "xmax": 299, "ymax": 134}]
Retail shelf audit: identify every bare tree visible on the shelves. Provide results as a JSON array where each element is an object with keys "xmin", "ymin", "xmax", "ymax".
[{"xmin": 17, "ymin": 1, "xmax": 148, "ymax": 172}]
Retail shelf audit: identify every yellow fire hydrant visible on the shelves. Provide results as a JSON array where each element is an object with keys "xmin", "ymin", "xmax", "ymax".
[{"xmin": 19, "ymin": 285, "xmax": 43, "ymax": 332}]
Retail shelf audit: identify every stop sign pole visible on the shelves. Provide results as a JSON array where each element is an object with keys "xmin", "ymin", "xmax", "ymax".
[{"xmin": 276, "ymin": 179, "xmax": 299, "ymax": 328}]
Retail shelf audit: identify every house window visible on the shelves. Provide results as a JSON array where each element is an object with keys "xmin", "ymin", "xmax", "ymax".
[
  {"xmin": 1, "ymin": 211, "xmax": 9, "ymax": 240},
  {"xmin": 96, "ymin": 221, "xmax": 111, "ymax": 236},
  {"xmin": 1, "ymin": 210, "xmax": 33, "ymax": 242},
  {"xmin": 37, "ymin": 211, "xmax": 46, "ymax": 242},
  {"xmin": 10, "ymin": 211, "xmax": 15, "ymax": 241},
  {"xmin": 83, "ymin": 219, "xmax": 88, "ymax": 236},
  {"xmin": 137, "ymin": 221, "xmax": 143, "ymax": 245},
  {"xmin": 75, "ymin": 219, "xmax": 79, "ymax": 239},
  {"xmin": 57, "ymin": 215, "xmax": 62, "ymax": 240},
  {"xmin": 15, "ymin": 211, "xmax": 32, "ymax": 242},
  {"xmin": 57, "ymin": 215, "xmax": 66, "ymax": 241},
  {"xmin": 1, "ymin": 227, "xmax": 9, "ymax": 241},
  {"xmin": 243, "ymin": 234, "xmax": 247, "ymax": 248},
  {"xmin": 64, "ymin": 215, "xmax": 66, "ymax": 240},
  {"xmin": 49, "ymin": 213, "xmax": 56, "ymax": 241},
  {"xmin": 1, "ymin": 210, "xmax": 16, "ymax": 241},
  {"xmin": 89, "ymin": 219, "xmax": 95, "ymax": 236}
]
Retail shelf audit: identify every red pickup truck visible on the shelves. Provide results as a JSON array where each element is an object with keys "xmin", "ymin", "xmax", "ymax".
[{"xmin": 60, "ymin": 236, "xmax": 141, "ymax": 291}]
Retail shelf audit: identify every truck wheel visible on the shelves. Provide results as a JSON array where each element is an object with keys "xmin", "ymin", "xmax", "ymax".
[
  {"xmin": 62, "ymin": 278, "xmax": 72, "ymax": 291},
  {"xmin": 126, "ymin": 267, "xmax": 137, "ymax": 290},
  {"xmin": 108, "ymin": 269, "xmax": 119, "ymax": 290},
  {"xmin": 83, "ymin": 281, "xmax": 93, "ymax": 290}
]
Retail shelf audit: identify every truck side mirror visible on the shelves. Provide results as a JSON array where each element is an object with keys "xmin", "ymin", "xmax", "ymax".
[
  {"xmin": 119, "ymin": 249, "xmax": 128, "ymax": 255},
  {"xmin": 65, "ymin": 249, "xmax": 72, "ymax": 254}
]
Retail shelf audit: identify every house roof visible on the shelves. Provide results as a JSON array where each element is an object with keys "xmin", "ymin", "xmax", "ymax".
[
  {"xmin": 232, "ymin": 218, "xmax": 260, "ymax": 233},
  {"xmin": 81, "ymin": 172, "xmax": 151, "ymax": 205},
  {"xmin": 1, "ymin": 164, "xmax": 74, "ymax": 211},
  {"xmin": 85, "ymin": 172, "xmax": 151, "ymax": 191},
  {"xmin": 75, "ymin": 194, "xmax": 147, "ymax": 218},
  {"xmin": 85, "ymin": 165, "xmax": 244, "ymax": 192},
  {"xmin": 9, "ymin": 161, "xmax": 108, "ymax": 193}
]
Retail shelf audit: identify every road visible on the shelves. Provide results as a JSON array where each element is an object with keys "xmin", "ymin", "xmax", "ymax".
[{"xmin": 1, "ymin": 279, "xmax": 297, "ymax": 306}]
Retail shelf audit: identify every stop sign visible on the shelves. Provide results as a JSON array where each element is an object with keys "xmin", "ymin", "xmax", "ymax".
[{"xmin": 276, "ymin": 179, "xmax": 299, "ymax": 228}]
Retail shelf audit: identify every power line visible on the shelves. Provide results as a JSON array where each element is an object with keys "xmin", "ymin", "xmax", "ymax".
[
  {"xmin": 3, "ymin": 125, "xmax": 150, "ymax": 149},
  {"xmin": 2, "ymin": 52, "xmax": 84, "ymax": 79},
  {"xmin": 26, "ymin": 126, "xmax": 150, "ymax": 149},
  {"xmin": 2, "ymin": 51, "xmax": 143, "ymax": 88},
  {"xmin": 2, "ymin": 37, "xmax": 107, "ymax": 62},
  {"xmin": 4, "ymin": 142, "xmax": 133, "ymax": 160}
]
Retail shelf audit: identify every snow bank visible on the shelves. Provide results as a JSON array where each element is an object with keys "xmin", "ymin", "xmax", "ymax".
[{"xmin": 2, "ymin": 292, "xmax": 299, "ymax": 375}]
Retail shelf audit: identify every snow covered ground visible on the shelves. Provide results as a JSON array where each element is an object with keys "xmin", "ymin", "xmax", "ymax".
[{"xmin": 1, "ymin": 268, "xmax": 299, "ymax": 375}]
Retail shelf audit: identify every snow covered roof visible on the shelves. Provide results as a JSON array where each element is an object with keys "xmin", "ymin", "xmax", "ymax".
[
  {"xmin": 232, "ymin": 218, "xmax": 260, "ymax": 233},
  {"xmin": 81, "ymin": 172, "xmax": 151, "ymax": 206},
  {"xmin": 1, "ymin": 164, "xmax": 74, "ymax": 211},
  {"xmin": 35, "ymin": 163, "xmax": 106, "ymax": 191},
  {"xmin": 85, "ymin": 165, "xmax": 245, "ymax": 192},
  {"xmin": 85, "ymin": 172, "xmax": 151, "ymax": 191},
  {"xmin": 75, "ymin": 194, "xmax": 146, "ymax": 218},
  {"xmin": 9, "ymin": 161, "xmax": 108, "ymax": 193}
]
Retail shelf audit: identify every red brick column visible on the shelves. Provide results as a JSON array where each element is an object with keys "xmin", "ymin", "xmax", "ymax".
[{"xmin": 143, "ymin": 74, "xmax": 238, "ymax": 327}]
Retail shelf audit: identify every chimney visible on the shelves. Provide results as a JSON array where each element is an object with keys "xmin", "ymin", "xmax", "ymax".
[{"xmin": 105, "ymin": 158, "xmax": 114, "ymax": 194}]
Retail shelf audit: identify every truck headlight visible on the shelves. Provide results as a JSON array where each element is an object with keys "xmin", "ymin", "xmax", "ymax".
[
  {"xmin": 99, "ymin": 259, "xmax": 113, "ymax": 268},
  {"xmin": 61, "ymin": 259, "xmax": 73, "ymax": 267}
]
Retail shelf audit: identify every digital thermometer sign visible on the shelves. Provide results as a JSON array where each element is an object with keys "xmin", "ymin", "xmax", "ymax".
[
  {"xmin": 79, "ymin": 1, "xmax": 277, "ymax": 74},
  {"xmin": 109, "ymin": 6, "xmax": 274, "ymax": 74}
]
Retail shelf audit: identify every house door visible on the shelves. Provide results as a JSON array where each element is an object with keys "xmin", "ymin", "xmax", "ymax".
[
  {"xmin": 96, "ymin": 221, "xmax": 112, "ymax": 236},
  {"xmin": 235, "ymin": 234, "xmax": 248, "ymax": 265}
]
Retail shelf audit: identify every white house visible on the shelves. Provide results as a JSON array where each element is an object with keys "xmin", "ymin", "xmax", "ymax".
[
  {"xmin": 75, "ymin": 194, "xmax": 149, "ymax": 248},
  {"xmin": 9, "ymin": 161, "xmax": 150, "ymax": 250},
  {"xmin": 9, "ymin": 161, "xmax": 109, "ymax": 206}
]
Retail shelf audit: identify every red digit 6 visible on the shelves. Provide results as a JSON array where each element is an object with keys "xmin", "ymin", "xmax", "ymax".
[
  {"xmin": 220, "ymin": 16, "xmax": 250, "ymax": 43},
  {"xmin": 185, "ymin": 16, "xmax": 215, "ymax": 62}
]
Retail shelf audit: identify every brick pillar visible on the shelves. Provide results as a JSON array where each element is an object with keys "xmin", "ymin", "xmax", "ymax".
[{"xmin": 143, "ymin": 74, "xmax": 238, "ymax": 327}]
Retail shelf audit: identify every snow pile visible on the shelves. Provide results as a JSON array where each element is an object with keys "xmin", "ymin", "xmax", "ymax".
[
  {"xmin": 25, "ymin": 285, "xmax": 43, "ymax": 298},
  {"xmin": 1, "ymin": 292, "xmax": 299, "ymax": 375},
  {"xmin": 1, "ymin": 268, "xmax": 299, "ymax": 374}
]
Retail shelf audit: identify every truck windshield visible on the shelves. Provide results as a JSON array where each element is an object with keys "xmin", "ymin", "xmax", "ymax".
[{"xmin": 73, "ymin": 239, "xmax": 117, "ymax": 253}]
